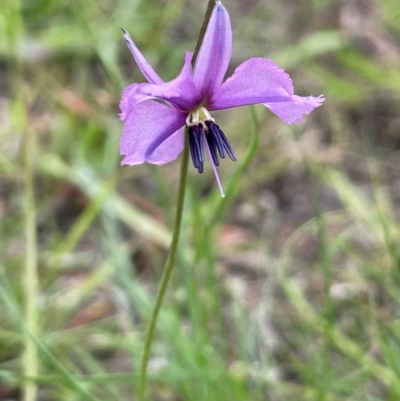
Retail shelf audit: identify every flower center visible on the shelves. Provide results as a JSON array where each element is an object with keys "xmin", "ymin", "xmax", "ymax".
[
  {"xmin": 186, "ymin": 107, "xmax": 237, "ymax": 197},
  {"xmin": 186, "ymin": 106, "xmax": 215, "ymax": 128}
]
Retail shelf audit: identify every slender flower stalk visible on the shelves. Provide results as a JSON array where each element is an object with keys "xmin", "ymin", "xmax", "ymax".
[
  {"xmin": 137, "ymin": 2, "xmax": 217, "ymax": 400},
  {"xmin": 138, "ymin": 136, "xmax": 189, "ymax": 401}
]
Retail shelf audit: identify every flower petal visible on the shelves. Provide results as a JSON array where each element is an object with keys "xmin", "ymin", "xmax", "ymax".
[
  {"xmin": 264, "ymin": 94, "xmax": 325, "ymax": 124},
  {"xmin": 120, "ymin": 101, "xmax": 186, "ymax": 166},
  {"xmin": 193, "ymin": 2, "xmax": 232, "ymax": 99},
  {"xmin": 119, "ymin": 84, "xmax": 138, "ymax": 121},
  {"xmin": 122, "ymin": 28, "xmax": 163, "ymax": 85},
  {"xmin": 119, "ymin": 83, "xmax": 160, "ymax": 121},
  {"xmin": 209, "ymin": 58, "xmax": 293, "ymax": 110},
  {"xmin": 125, "ymin": 52, "xmax": 202, "ymax": 111}
]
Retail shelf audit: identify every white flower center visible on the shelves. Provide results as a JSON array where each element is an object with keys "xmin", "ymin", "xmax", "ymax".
[{"xmin": 186, "ymin": 106, "xmax": 215, "ymax": 128}]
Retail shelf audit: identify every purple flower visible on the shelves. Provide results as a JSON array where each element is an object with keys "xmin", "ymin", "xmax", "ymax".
[{"xmin": 119, "ymin": 1, "xmax": 324, "ymax": 196}]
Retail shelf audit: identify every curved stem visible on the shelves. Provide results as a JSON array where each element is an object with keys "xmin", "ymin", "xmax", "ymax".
[
  {"xmin": 137, "ymin": 3, "xmax": 217, "ymax": 400},
  {"xmin": 138, "ymin": 135, "xmax": 189, "ymax": 401},
  {"xmin": 192, "ymin": 0, "xmax": 216, "ymax": 62}
]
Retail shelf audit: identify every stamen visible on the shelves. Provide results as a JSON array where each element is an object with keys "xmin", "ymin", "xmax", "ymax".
[
  {"xmin": 188, "ymin": 125, "xmax": 204, "ymax": 173},
  {"xmin": 205, "ymin": 121, "xmax": 225, "ymax": 159},
  {"xmin": 186, "ymin": 108, "xmax": 235, "ymax": 197},
  {"xmin": 205, "ymin": 121, "xmax": 237, "ymax": 162},
  {"xmin": 203, "ymin": 130, "xmax": 225, "ymax": 197},
  {"xmin": 205, "ymin": 129, "xmax": 220, "ymax": 166},
  {"xmin": 217, "ymin": 127, "xmax": 237, "ymax": 162}
]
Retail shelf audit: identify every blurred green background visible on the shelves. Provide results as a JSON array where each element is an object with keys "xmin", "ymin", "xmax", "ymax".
[{"xmin": 1, "ymin": 0, "xmax": 400, "ymax": 400}]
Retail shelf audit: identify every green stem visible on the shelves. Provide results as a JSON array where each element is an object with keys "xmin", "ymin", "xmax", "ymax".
[
  {"xmin": 138, "ymin": 136, "xmax": 189, "ymax": 401},
  {"xmin": 23, "ymin": 126, "xmax": 39, "ymax": 401},
  {"xmin": 5, "ymin": 1, "xmax": 36, "ymax": 398},
  {"xmin": 137, "ymin": 2, "xmax": 217, "ymax": 399}
]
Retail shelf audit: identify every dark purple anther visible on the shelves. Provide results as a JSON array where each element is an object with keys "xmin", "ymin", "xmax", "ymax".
[
  {"xmin": 205, "ymin": 121, "xmax": 237, "ymax": 164},
  {"xmin": 188, "ymin": 124, "xmax": 205, "ymax": 173}
]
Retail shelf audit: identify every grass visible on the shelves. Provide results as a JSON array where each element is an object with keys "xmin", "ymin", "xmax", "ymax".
[{"xmin": 1, "ymin": 0, "xmax": 400, "ymax": 400}]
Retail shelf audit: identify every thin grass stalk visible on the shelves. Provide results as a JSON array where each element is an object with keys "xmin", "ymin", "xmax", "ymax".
[
  {"xmin": 0, "ymin": 279, "xmax": 101, "ymax": 401},
  {"xmin": 5, "ymin": 0, "xmax": 35, "ymax": 396},
  {"xmin": 23, "ymin": 120, "xmax": 39, "ymax": 401},
  {"xmin": 7, "ymin": 2, "xmax": 39, "ymax": 398}
]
